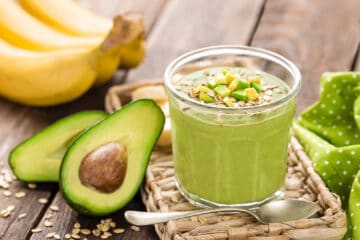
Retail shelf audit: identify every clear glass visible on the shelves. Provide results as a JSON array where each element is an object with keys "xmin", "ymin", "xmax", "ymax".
[{"xmin": 164, "ymin": 45, "xmax": 301, "ymax": 208}]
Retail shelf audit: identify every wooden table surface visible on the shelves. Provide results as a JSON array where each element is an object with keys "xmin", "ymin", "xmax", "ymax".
[{"xmin": 0, "ymin": 0, "xmax": 359, "ymax": 239}]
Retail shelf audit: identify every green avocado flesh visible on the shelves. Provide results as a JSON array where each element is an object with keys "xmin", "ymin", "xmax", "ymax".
[
  {"xmin": 9, "ymin": 111, "xmax": 107, "ymax": 182},
  {"xmin": 60, "ymin": 100, "xmax": 165, "ymax": 216}
]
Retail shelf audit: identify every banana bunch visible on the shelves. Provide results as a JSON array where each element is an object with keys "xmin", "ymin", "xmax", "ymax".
[{"xmin": 0, "ymin": 0, "xmax": 145, "ymax": 106}]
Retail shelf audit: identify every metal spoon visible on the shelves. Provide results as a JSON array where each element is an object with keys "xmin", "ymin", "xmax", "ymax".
[{"xmin": 125, "ymin": 199, "xmax": 319, "ymax": 226}]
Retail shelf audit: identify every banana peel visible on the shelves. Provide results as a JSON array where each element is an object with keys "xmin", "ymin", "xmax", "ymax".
[
  {"xmin": 19, "ymin": 0, "xmax": 112, "ymax": 37},
  {"xmin": 17, "ymin": 0, "xmax": 146, "ymax": 79},
  {"xmin": 0, "ymin": 0, "xmax": 146, "ymax": 87},
  {"xmin": 0, "ymin": 38, "xmax": 97, "ymax": 106},
  {"xmin": 0, "ymin": 13, "xmax": 145, "ymax": 106}
]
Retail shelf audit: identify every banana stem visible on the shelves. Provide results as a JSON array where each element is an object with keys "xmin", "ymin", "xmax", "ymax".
[{"xmin": 101, "ymin": 12, "xmax": 145, "ymax": 52}]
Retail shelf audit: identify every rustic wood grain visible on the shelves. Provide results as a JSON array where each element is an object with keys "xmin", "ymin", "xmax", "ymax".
[
  {"xmin": 127, "ymin": 0, "xmax": 265, "ymax": 81},
  {"xmin": 250, "ymin": 0, "xmax": 360, "ymax": 112},
  {"xmin": 29, "ymin": 192, "xmax": 157, "ymax": 240},
  {"xmin": 0, "ymin": 100, "xmax": 57, "ymax": 239}
]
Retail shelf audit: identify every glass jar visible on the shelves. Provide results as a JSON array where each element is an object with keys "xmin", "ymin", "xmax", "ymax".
[{"xmin": 164, "ymin": 45, "xmax": 301, "ymax": 208}]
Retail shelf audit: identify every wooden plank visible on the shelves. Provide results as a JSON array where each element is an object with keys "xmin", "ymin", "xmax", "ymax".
[
  {"xmin": 29, "ymin": 192, "xmax": 157, "ymax": 240},
  {"xmin": 0, "ymin": 0, "xmax": 166, "ymax": 239},
  {"xmin": 127, "ymin": 0, "xmax": 265, "ymax": 81},
  {"xmin": 0, "ymin": 100, "xmax": 57, "ymax": 239},
  {"xmin": 250, "ymin": 0, "xmax": 360, "ymax": 112}
]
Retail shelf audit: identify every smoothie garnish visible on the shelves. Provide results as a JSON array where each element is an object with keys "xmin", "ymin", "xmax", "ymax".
[{"xmin": 182, "ymin": 68, "xmax": 285, "ymax": 107}]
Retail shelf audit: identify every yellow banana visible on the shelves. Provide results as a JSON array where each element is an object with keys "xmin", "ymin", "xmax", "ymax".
[
  {"xmin": 18, "ymin": 0, "xmax": 146, "ymax": 74},
  {"xmin": 0, "ymin": 38, "xmax": 97, "ymax": 106},
  {"xmin": 0, "ymin": 14, "xmax": 144, "ymax": 106},
  {"xmin": 0, "ymin": 0, "xmax": 145, "ymax": 84},
  {"xmin": 0, "ymin": 0, "xmax": 101, "ymax": 50},
  {"xmin": 19, "ymin": 0, "xmax": 112, "ymax": 37}
]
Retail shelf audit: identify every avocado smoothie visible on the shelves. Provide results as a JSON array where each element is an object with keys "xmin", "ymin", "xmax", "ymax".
[{"xmin": 164, "ymin": 46, "xmax": 301, "ymax": 207}]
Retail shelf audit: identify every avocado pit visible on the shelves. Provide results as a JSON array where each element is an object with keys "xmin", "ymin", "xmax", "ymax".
[{"xmin": 79, "ymin": 142, "xmax": 127, "ymax": 193}]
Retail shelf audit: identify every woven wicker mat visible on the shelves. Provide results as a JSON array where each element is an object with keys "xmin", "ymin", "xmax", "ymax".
[
  {"xmin": 140, "ymin": 137, "xmax": 347, "ymax": 240},
  {"xmin": 105, "ymin": 79, "xmax": 347, "ymax": 240}
]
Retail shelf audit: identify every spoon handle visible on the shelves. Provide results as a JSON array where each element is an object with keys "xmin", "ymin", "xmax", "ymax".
[{"xmin": 125, "ymin": 208, "xmax": 258, "ymax": 226}]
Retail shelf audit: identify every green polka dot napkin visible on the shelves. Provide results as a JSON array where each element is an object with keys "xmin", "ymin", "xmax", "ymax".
[{"xmin": 293, "ymin": 72, "xmax": 360, "ymax": 239}]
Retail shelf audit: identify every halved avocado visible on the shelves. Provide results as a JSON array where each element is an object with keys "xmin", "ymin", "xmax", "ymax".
[
  {"xmin": 60, "ymin": 99, "xmax": 165, "ymax": 216},
  {"xmin": 9, "ymin": 111, "xmax": 107, "ymax": 182}
]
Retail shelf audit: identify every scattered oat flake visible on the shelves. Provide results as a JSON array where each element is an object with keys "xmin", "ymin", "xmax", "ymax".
[
  {"xmin": 71, "ymin": 234, "xmax": 81, "ymax": 239},
  {"xmin": 15, "ymin": 191, "xmax": 26, "ymax": 198},
  {"xmin": 0, "ymin": 182, "xmax": 9, "ymax": 189},
  {"xmin": 46, "ymin": 232, "xmax": 55, "ymax": 238},
  {"xmin": 72, "ymin": 228, "xmax": 80, "ymax": 234},
  {"xmin": 18, "ymin": 213, "xmax": 27, "ymax": 219},
  {"xmin": 113, "ymin": 228, "xmax": 125, "ymax": 234},
  {"xmin": 50, "ymin": 205, "xmax": 59, "ymax": 211},
  {"xmin": 54, "ymin": 234, "xmax": 61, "ymax": 239},
  {"xmin": 131, "ymin": 225, "xmax": 140, "ymax": 232},
  {"xmin": 31, "ymin": 228, "xmax": 42, "ymax": 233},
  {"xmin": 64, "ymin": 233, "xmax": 71, "ymax": 239},
  {"xmin": 44, "ymin": 213, "xmax": 53, "ymax": 219},
  {"xmin": 0, "ymin": 211, "xmax": 11, "ymax": 218},
  {"xmin": 27, "ymin": 183, "xmax": 37, "ymax": 189},
  {"xmin": 80, "ymin": 229, "xmax": 91, "ymax": 235},
  {"xmin": 4, "ymin": 174, "xmax": 13, "ymax": 183},
  {"xmin": 1, "ymin": 205, "xmax": 15, "ymax": 217},
  {"xmin": 2, "ymin": 190, "xmax": 11, "ymax": 197},
  {"xmin": 38, "ymin": 198, "xmax": 48, "ymax": 204},
  {"xmin": 100, "ymin": 224, "xmax": 110, "ymax": 232},
  {"xmin": 92, "ymin": 229, "xmax": 101, "ymax": 236},
  {"xmin": 44, "ymin": 220, "xmax": 53, "ymax": 227},
  {"xmin": 74, "ymin": 222, "xmax": 81, "ymax": 228}
]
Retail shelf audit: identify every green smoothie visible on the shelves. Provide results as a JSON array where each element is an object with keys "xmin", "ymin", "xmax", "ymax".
[{"xmin": 169, "ymin": 67, "xmax": 296, "ymax": 205}]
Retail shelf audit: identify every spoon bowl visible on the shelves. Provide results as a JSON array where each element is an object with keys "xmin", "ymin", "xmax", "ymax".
[
  {"xmin": 255, "ymin": 199, "xmax": 320, "ymax": 223},
  {"xmin": 125, "ymin": 199, "xmax": 319, "ymax": 226}
]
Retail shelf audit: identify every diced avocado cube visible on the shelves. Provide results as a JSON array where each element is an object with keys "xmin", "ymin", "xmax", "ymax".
[
  {"xmin": 207, "ymin": 79, "xmax": 218, "ymax": 89},
  {"xmin": 223, "ymin": 97, "xmax": 234, "ymax": 107},
  {"xmin": 238, "ymin": 79, "xmax": 250, "ymax": 89},
  {"xmin": 251, "ymin": 82, "xmax": 263, "ymax": 93},
  {"xmin": 199, "ymin": 91, "xmax": 215, "ymax": 103},
  {"xmin": 247, "ymin": 75, "xmax": 261, "ymax": 84},
  {"xmin": 245, "ymin": 88, "xmax": 259, "ymax": 101},
  {"xmin": 198, "ymin": 86, "xmax": 210, "ymax": 93},
  {"xmin": 214, "ymin": 85, "xmax": 231, "ymax": 98},
  {"xmin": 229, "ymin": 79, "xmax": 239, "ymax": 91},
  {"xmin": 231, "ymin": 90, "xmax": 247, "ymax": 101}
]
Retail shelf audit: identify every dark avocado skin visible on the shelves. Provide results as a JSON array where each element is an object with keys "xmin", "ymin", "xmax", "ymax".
[
  {"xmin": 60, "ymin": 99, "xmax": 165, "ymax": 216},
  {"xmin": 9, "ymin": 111, "xmax": 108, "ymax": 182}
]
